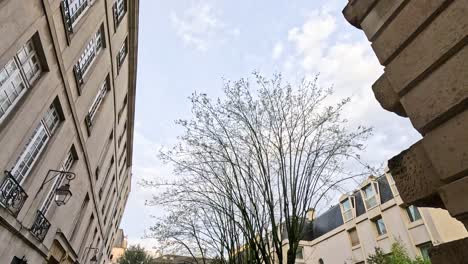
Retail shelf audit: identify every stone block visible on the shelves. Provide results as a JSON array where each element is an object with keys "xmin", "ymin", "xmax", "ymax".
[
  {"xmin": 387, "ymin": 141, "xmax": 444, "ymax": 208},
  {"xmin": 372, "ymin": 73, "xmax": 407, "ymax": 117},
  {"xmin": 342, "ymin": 0, "xmax": 378, "ymax": 29},
  {"xmin": 430, "ymin": 237, "xmax": 468, "ymax": 264},
  {"xmin": 422, "ymin": 109, "xmax": 468, "ymax": 181},
  {"xmin": 384, "ymin": 0, "xmax": 468, "ymax": 95},
  {"xmin": 400, "ymin": 45, "xmax": 468, "ymax": 134},
  {"xmin": 438, "ymin": 175, "xmax": 468, "ymax": 222},
  {"xmin": 371, "ymin": 0, "xmax": 448, "ymax": 65},
  {"xmin": 361, "ymin": 0, "xmax": 405, "ymax": 41}
]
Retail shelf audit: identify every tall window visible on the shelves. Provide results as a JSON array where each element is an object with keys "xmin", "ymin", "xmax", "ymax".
[
  {"xmin": 116, "ymin": 38, "xmax": 128, "ymax": 73},
  {"xmin": 74, "ymin": 26, "xmax": 104, "ymax": 88},
  {"xmin": 117, "ymin": 95, "xmax": 127, "ymax": 121},
  {"xmin": 406, "ymin": 205, "xmax": 422, "ymax": 222},
  {"xmin": 11, "ymin": 103, "xmax": 61, "ymax": 183},
  {"xmin": 348, "ymin": 228, "xmax": 360, "ymax": 247},
  {"xmin": 40, "ymin": 148, "xmax": 77, "ymax": 215},
  {"xmin": 86, "ymin": 77, "xmax": 109, "ymax": 129},
  {"xmin": 113, "ymin": 0, "xmax": 127, "ymax": 28},
  {"xmin": 362, "ymin": 183, "xmax": 378, "ymax": 210},
  {"xmin": 61, "ymin": 0, "xmax": 93, "ymax": 34},
  {"xmin": 0, "ymin": 39, "xmax": 42, "ymax": 121},
  {"xmin": 373, "ymin": 216, "xmax": 387, "ymax": 236},
  {"xmin": 341, "ymin": 197, "xmax": 354, "ymax": 222}
]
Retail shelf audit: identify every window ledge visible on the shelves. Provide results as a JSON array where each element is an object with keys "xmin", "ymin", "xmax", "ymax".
[
  {"xmin": 352, "ymin": 244, "xmax": 361, "ymax": 250},
  {"xmin": 376, "ymin": 234, "xmax": 389, "ymax": 241},
  {"xmin": 408, "ymin": 219, "xmax": 424, "ymax": 229}
]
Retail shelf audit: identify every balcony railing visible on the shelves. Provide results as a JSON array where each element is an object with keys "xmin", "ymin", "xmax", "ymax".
[
  {"xmin": 0, "ymin": 171, "xmax": 28, "ymax": 217},
  {"xmin": 30, "ymin": 210, "xmax": 51, "ymax": 242}
]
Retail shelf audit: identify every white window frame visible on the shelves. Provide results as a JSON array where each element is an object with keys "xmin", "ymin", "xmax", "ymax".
[
  {"xmin": 116, "ymin": 38, "xmax": 128, "ymax": 72},
  {"xmin": 11, "ymin": 104, "xmax": 60, "ymax": 184},
  {"xmin": 114, "ymin": 0, "xmax": 126, "ymax": 26},
  {"xmin": 341, "ymin": 197, "xmax": 355, "ymax": 222},
  {"xmin": 75, "ymin": 27, "xmax": 103, "ymax": 82},
  {"xmin": 87, "ymin": 78, "xmax": 109, "ymax": 125},
  {"xmin": 67, "ymin": 0, "xmax": 92, "ymax": 27},
  {"xmin": 362, "ymin": 183, "xmax": 379, "ymax": 210},
  {"xmin": 0, "ymin": 39, "xmax": 41, "ymax": 122}
]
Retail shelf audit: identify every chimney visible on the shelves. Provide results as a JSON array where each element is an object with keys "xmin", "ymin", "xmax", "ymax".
[{"xmin": 306, "ymin": 208, "xmax": 316, "ymax": 221}]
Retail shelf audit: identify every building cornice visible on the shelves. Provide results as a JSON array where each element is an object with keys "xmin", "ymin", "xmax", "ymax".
[{"xmin": 126, "ymin": 0, "xmax": 139, "ymax": 168}]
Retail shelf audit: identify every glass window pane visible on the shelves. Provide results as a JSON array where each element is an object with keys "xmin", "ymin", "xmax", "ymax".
[{"xmin": 406, "ymin": 205, "xmax": 422, "ymax": 222}]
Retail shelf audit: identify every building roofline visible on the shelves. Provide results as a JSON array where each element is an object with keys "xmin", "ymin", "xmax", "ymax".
[{"xmin": 126, "ymin": 0, "xmax": 140, "ymax": 168}]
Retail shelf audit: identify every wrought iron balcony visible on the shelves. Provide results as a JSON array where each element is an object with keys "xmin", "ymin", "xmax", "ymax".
[
  {"xmin": 0, "ymin": 171, "xmax": 28, "ymax": 217},
  {"xmin": 30, "ymin": 210, "xmax": 51, "ymax": 242}
]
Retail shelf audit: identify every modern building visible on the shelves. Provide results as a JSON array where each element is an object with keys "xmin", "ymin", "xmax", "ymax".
[
  {"xmin": 342, "ymin": 0, "xmax": 468, "ymax": 262},
  {"xmin": 0, "ymin": 0, "xmax": 138, "ymax": 263},
  {"xmin": 292, "ymin": 173, "xmax": 468, "ymax": 264},
  {"xmin": 110, "ymin": 229, "xmax": 127, "ymax": 263}
]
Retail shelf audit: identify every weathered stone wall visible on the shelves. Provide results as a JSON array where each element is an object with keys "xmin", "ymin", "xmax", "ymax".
[{"xmin": 342, "ymin": 0, "xmax": 468, "ymax": 263}]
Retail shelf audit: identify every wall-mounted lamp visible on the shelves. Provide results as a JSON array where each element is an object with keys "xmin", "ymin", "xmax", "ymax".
[{"xmin": 39, "ymin": 170, "xmax": 76, "ymax": 206}]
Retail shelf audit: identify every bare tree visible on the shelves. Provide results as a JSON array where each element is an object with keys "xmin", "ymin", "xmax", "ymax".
[{"xmin": 145, "ymin": 73, "xmax": 372, "ymax": 264}]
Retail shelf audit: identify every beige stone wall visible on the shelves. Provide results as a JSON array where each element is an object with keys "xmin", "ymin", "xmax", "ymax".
[{"xmin": 0, "ymin": 0, "xmax": 138, "ymax": 263}]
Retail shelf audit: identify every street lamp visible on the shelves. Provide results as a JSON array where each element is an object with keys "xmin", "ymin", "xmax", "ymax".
[
  {"xmin": 39, "ymin": 170, "xmax": 76, "ymax": 206},
  {"xmin": 85, "ymin": 247, "xmax": 99, "ymax": 264}
]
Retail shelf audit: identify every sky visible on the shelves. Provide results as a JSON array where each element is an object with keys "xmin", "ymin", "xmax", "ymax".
[{"xmin": 120, "ymin": 0, "xmax": 421, "ymax": 249}]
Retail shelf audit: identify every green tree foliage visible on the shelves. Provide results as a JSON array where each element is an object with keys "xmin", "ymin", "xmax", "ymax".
[
  {"xmin": 118, "ymin": 245, "xmax": 156, "ymax": 264},
  {"xmin": 367, "ymin": 241, "xmax": 431, "ymax": 264}
]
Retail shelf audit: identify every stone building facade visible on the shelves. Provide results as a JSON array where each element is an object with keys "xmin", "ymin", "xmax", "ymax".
[
  {"xmin": 0, "ymin": 0, "xmax": 139, "ymax": 263},
  {"xmin": 342, "ymin": 0, "xmax": 467, "ymax": 262},
  {"xmin": 292, "ymin": 174, "xmax": 468, "ymax": 264},
  {"xmin": 110, "ymin": 229, "xmax": 127, "ymax": 264}
]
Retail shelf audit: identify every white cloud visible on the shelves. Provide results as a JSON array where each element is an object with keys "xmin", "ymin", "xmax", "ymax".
[
  {"xmin": 285, "ymin": 9, "xmax": 421, "ymax": 169},
  {"xmin": 272, "ymin": 42, "xmax": 284, "ymax": 60},
  {"xmin": 171, "ymin": 2, "xmax": 235, "ymax": 51}
]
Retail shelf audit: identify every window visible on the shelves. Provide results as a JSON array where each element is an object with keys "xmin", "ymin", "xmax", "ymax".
[
  {"xmin": 116, "ymin": 38, "xmax": 128, "ymax": 72},
  {"xmin": 295, "ymin": 246, "xmax": 303, "ymax": 260},
  {"xmin": 113, "ymin": 0, "xmax": 127, "ymax": 28},
  {"xmin": 0, "ymin": 39, "xmax": 42, "ymax": 121},
  {"xmin": 119, "ymin": 144, "xmax": 127, "ymax": 166},
  {"xmin": 117, "ymin": 95, "xmax": 127, "ymax": 121},
  {"xmin": 374, "ymin": 216, "xmax": 387, "ymax": 236},
  {"xmin": 362, "ymin": 183, "xmax": 378, "ymax": 210},
  {"xmin": 387, "ymin": 173, "xmax": 399, "ymax": 195},
  {"xmin": 118, "ymin": 121, "xmax": 127, "ymax": 146},
  {"xmin": 11, "ymin": 103, "xmax": 62, "ymax": 183},
  {"xmin": 418, "ymin": 243, "xmax": 432, "ymax": 261},
  {"xmin": 40, "ymin": 147, "xmax": 77, "ymax": 215},
  {"xmin": 341, "ymin": 197, "xmax": 354, "ymax": 222},
  {"xmin": 406, "ymin": 205, "xmax": 422, "ymax": 222},
  {"xmin": 61, "ymin": 0, "xmax": 93, "ymax": 34},
  {"xmin": 74, "ymin": 26, "xmax": 104, "ymax": 88},
  {"xmin": 86, "ymin": 77, "xmax": 109, "ymax": 129},
  {"xmin": 348, "ymin": 228, "xmax": 360, "ymax": 247}
]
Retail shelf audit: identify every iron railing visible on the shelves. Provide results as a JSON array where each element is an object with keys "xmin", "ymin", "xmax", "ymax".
[
  {"xmin": 30, "ymin": 210, "xmax": 51, "ymax": 242},
  {"xmin": 0, "ymin": 171, "xmax": 28, "ymax": 217}
]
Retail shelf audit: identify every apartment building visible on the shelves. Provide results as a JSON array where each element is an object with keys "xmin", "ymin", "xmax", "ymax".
[
  {"xmin": 0, "ymin": 0, "xmax": 138, "ymax": 263},
  {"xmin": 291, "ymin": 173, "xmax": 468, "ymax": 264}
]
